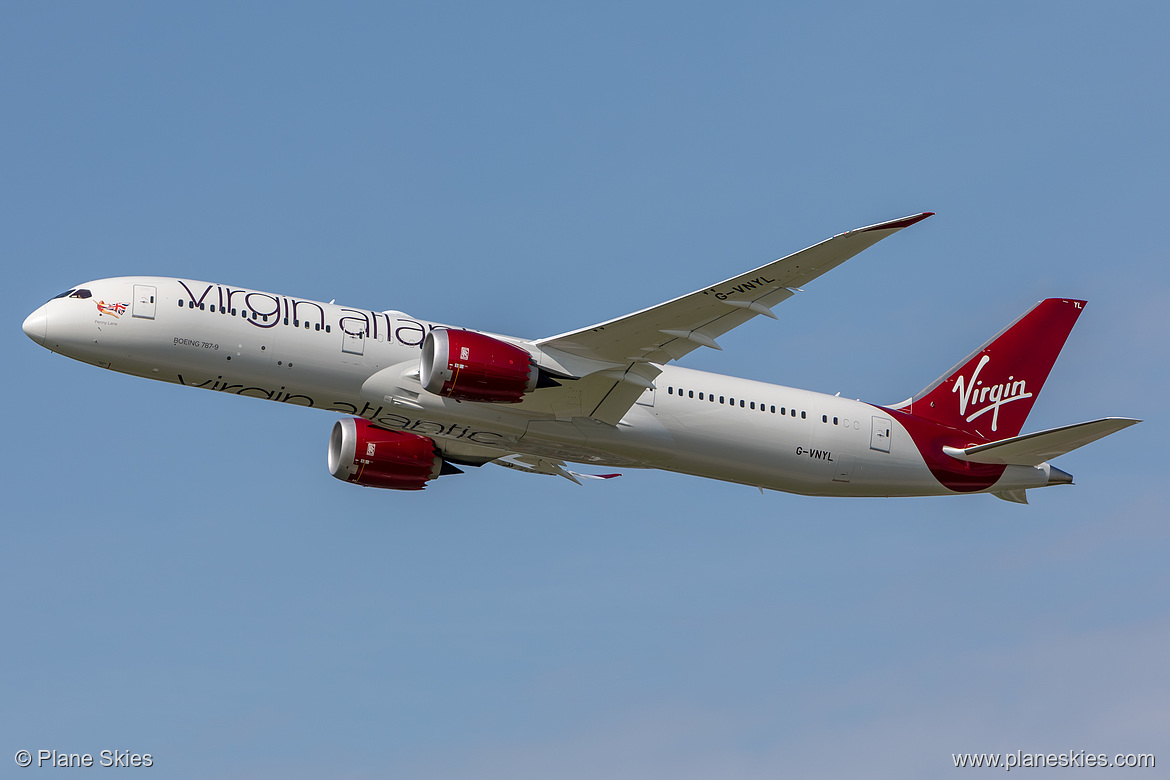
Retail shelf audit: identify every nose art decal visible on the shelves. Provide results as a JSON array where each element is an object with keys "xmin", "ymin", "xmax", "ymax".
[{"xmin": 95, "ymin": 300, "xmax": 129, "ymax": 317}]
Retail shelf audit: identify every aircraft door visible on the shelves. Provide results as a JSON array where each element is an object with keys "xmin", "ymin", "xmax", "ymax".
[
  {"xmin": 870, "ymin": 416, "xmax": 892, "ymax": 452},
  {"xmin": 132, "ymin": 285, "xmax": 156, "ymax": 319},
  {"xmin": 341, "ymin": 325, "xmax": 365, "ymax": 355}
]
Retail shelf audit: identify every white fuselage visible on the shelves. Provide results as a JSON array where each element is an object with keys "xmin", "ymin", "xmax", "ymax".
[{"xmin": 24, "ymin": 276, "xmax": 1055, "ymax": 497}]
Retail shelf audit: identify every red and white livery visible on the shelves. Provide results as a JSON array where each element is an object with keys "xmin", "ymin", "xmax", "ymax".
[{"xmin": 22, "ymin": 213, "xmax": 1138, "ymax": 502}]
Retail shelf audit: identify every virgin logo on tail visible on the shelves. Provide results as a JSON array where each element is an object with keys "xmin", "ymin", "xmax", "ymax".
[
  {"xmin": 952, "ymin": 355, "xmax": 1033, "ymax": 433},
  {"xmin": 898, "ymin": 299, "xmax": 1085, "ymax": 441}
]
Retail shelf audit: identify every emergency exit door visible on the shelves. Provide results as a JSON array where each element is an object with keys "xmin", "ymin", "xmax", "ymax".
[{"xmin": 341, "ymin": 326, "xmax": 365, "ymax": 355}]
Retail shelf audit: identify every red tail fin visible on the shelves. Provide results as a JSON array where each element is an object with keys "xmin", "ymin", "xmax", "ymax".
[{"xmin": 898, "ymin": 299, "xmax": 1086, "ymax": 440}]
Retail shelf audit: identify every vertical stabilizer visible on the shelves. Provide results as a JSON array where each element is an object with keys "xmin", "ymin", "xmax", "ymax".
[{"xmin": 898, "ymin": 299, "xmax": 1086, "ymax": 441}]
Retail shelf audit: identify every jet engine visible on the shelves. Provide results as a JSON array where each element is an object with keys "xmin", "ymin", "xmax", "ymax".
[
  {"xmin": 420, "ymin": 328, "xmax": 541, "ymax": 403},
  {"xmin": 328, "ymin": 417, "xmax": 461, "ymax": 490}
]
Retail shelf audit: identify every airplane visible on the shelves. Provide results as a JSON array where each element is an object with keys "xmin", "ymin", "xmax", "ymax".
[{"xmin": 22, "ymin": 212, "xmax": 1139, "ymax": 503}]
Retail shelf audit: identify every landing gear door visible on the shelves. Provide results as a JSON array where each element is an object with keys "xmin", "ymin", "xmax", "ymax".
[
  {"xmin": 870, "ymin": 416, "xmax": 892, "ymax": 453},
  {"xmin": 132, "ymin": 285, "xmax": 156, "ymax": 320}
]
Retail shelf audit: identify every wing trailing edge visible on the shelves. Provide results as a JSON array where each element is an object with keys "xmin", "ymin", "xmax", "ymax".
[{"xmin": 493, "ymin": 454, "xmax": 622, "ymax": 484}]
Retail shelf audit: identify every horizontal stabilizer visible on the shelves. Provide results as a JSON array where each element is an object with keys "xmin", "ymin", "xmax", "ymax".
[{"xmin": 943, "ymin": 417, "xmax": 1141, "ymax": 465}]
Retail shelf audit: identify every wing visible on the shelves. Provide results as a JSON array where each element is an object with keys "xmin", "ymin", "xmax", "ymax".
[
  {"xmin": 532, "ymin": 212, "xmax": 933, "ymax": 424},
  {"xmin": 492, "ymin": 454, "xmax": 621, "ymax": 485}
]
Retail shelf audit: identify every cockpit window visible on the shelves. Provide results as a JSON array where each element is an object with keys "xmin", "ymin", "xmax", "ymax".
[
  {"xmin": 69, "ymin": 289, "xmax": 93, "ymax": 299},
  {"xmin": 52, "ymin": 289, "xmax": 76, "ymax": 299}
]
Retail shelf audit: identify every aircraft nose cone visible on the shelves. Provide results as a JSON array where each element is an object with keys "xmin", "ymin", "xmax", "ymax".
[{"xmin": 22, "ymin": 306, "xmax": 48, "ymax": 346}]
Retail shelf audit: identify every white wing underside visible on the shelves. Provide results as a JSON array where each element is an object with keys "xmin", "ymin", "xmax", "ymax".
[
  {"xmin": 530, "ymin": 213, "xmax": 934, "ymax": 424},
  {"xmin": 492, "ymin": 454, "xmax": 622, "ymax": 485}
]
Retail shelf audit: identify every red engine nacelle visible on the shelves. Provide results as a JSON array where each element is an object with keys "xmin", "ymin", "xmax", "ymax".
[
  {"xmin": 420, "ymin": 328, "xmax": 538, "ymax": 403},
  {"xmin": 328, "ymin": 417, "xmax": 460, "ymax": 490}
]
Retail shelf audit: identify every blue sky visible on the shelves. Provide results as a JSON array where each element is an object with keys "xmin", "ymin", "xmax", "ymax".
[{"xmin": 3, "ymin": 3, "xmax": 1167, "ymax": 777}]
